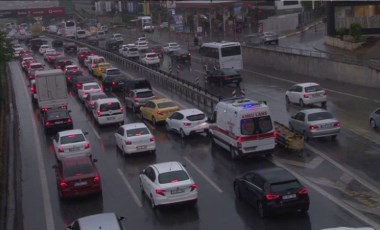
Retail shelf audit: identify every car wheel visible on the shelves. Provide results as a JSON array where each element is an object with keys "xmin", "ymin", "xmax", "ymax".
[
  {"xmin": 234, "ymin": 183, "xmax": 241, "ymax": 199},
  {"xmin": 152, "ymin": 116, "xmax": 156, "ymax": 125},
  {"xmin": 321, "ymin": 101, "xmax": 327, "ymax": 107},
  {"xmin": 150, "ymin": 150, "xmax": 156, "ymax": 154},
  {"xmin": 370, "ymin": 119, "xmax": 377, "ymax": 130},
  {"xmin": 303, "ymin": 131, "xmax": 309, "ymax": 142},
  {"xmin": 139, "ymin": 179, "xmax": 144, "ymax": 193},
  {"xmin": 299, "ymin": 99, "xmax": 305, "ymax": 108},
  {"xmin": 258, "ymin": 201, "xmax": 267, "ymax": 218},
  {"xmin": 331, "ymin": 135, "xmax": 337, "ymax": 140},
  {"xmin": 180, "ymin": 129, "xmax": 186, "ymax": 139},
  {"xmin": 285, "ymin": 96, "xmax": 290, "ymax": 104},
  {"xmin": 132, "ymin": 105, "xmax": 136, "ymax": 113},
  {"xmin": 150, "ymin": 194, "xmax": 156, "ymax": 209},
  {"xmin": 165, "ymin": 122, "xmax": 170, "ymax": 131},
  {"xmin": 230, "ymin": 146, "xmax": 238, "ymax": 160}
]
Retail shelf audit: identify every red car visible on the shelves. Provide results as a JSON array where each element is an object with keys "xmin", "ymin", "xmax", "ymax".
[
  {"xmin": 18, "ymin": 50, "xmax": 31, "ymax": 61},
  {"xmin": 77, "ymin": 50, "xmax": 94, "ymax": 65},
  {"xmin": 22, "ymin": 58, "xmax": 37, "ymax": 73},
  {"xmin": 54, "ymin": 156, "xmax": 102, "ymax": 199}
]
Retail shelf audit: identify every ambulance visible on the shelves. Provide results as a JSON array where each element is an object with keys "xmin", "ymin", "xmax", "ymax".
[{"xmin": 209, "ymin": 97, "xmax": 276, "ymax": 159}]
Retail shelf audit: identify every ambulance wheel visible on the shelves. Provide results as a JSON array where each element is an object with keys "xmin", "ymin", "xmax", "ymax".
[{"xmin": 230, "ymin": 147, "xmax": 239, "ymax": 160}]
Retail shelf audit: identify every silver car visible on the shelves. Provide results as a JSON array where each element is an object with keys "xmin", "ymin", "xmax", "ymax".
[
  {"xmin": 289, "ymin": 109, "xmax": 341, "ymax": 141},
  {"xmin": 125, "ymin": 88, "xmax": 155, "ymax": 113},
  {"xmin": 66, "ymin": 212, "xmax": 126, "ymax": 230},
  {"xmin": 369, "ymin": 107, "xmax": 380, "ymax": 130}
]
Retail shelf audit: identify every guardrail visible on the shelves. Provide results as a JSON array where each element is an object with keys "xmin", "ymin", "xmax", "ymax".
[{"xmin": 44, "ymin": 33, "xmax": 220, "ymax": 116}]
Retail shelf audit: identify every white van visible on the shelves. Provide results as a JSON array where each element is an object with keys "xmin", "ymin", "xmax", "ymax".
[
  {"xmin": 209, "ymin": 97, "xmax": 276, "ymax": 159},
  {"xmin": 76, "ymin": 30, "xmax": 87, "ymax": 40},
  {"xmin": 93, "ymin": 98, "xmax": 124, "ymax": 126}
]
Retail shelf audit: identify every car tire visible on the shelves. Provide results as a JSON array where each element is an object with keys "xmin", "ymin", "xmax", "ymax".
[
  {"xmin": 258, "ymin": 201, "xmax": 267, "ymax": 218},
  {"xmin": 331, "ymin": 135, "xmax": 337, "ymax": 141},
  {"xmin": 132, "ymin": 105, "xmax": 136, "ymax": 113},
  {"xmin": 303, "ymin": 131, "xmax": 309, "ymax": 142},
  {"xmin": 299, "ymin": 99, "xmax": 305, "ymax": 108},
  {"xmin": 150, "ymin": 195, "xmax": 156, "ymax": 209},
  {"xmin": 150, "ymin": 150, "xmax": 156, "ymax": 155},
  {"xmin": 321, "ymin": 101, "xmax": 327, "ymax": 107},
  {"xmin": 230, "ymin": 146, "xmax": 238, "ymax": 160},
  {"xmin": 234, "ymin": 183, "xmax": 241, "ymax": 199},
  {"xmin": 152, "ymin": 116, "xmax": 156, "ymax": 125},
  {"xmin": 180, "ymin": 129, "xmax": 186, "ymax": 139},
  {"xmin": 370, "ymin": 119, "xmax": 377, "ymax": 130},
  {"xmin": 139, "ymin": 179, "xmax": 144, "ymax": 194},
  {"xmin": 165, "ymin": 122, "xmax": 170, "ymax": 131},
  {"xmin": 285, "ymin": 96, "xmax": 290, "ymax": 104}
]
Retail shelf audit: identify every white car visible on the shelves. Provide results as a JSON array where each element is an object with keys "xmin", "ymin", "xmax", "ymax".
[
  {"xmin": 163, "ymin": 42, "xmax": 180, "ymax": 53},
  {"xmin": 140, "ymin": 52, "xmax": 160, "ymax": 66},
  {"xmin": 38, "ymin": 44, "xmax": 50, "ymax": 55},
  {"xmin": 139, "ymin": 161, "xmax": 198, "ymax": 209},
  {"xmin": 122, "ymin": 46, "xmax": 139, "ymax": 59},
  {"xmin": 165, "ymin": 108, "xmax": 209, "ymax": 138},
  {"xmin": 135, "ymin": 41, "xmax": 148, "ymax": 52},
  {"xmin": 64, "ymin": 64, "xmax": 80, "ymax": 74},
  {"xmin": 53, "ymin": 129, "xmax": 91, "ymax": 160},
  {"xmin": 92, "ymin": 98, "xmax": 124, "ymax": 126},
  {"xmin": 112, "ymin": 33, "xmax": 124, "ymax": 44},
  {"xmin": 118, "ymin": 44, "xmax": 129, "ymax": 55},
  {"xmin": 13, "ymin": 47, "xmax": 24, "ymax": 57},
  {"xmin": 78, "ymin": 82, "xmax": 102, "ymax": 101},
  {"xmin": 114, "ymin": 123, "xmax": 156, "ymax": 155},
  {"xmin": 136, "ymin": 37, "xmax": 148, "ymax": 44},
  {"xmin": 143, "ymin": 25, "xmax": 154, "ymax": 32},
  {"xmin": 285, "ymin": 82, "xmax": 327, "ymax": 107},
  {"xmin": 66, "ymin": 213, "xmax": 126, "ymax": 230},
  {"xmin": 160, "ymin": 22, "xmax": 168, "ymax": 28}
]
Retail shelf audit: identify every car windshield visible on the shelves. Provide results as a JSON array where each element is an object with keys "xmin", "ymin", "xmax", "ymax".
[
  {"xmin": 136, "ymin": 91, "xmax": 153, "ymax": 98},
  {"xmin": 99, "ymin": 102, "xmax": 120, "ymax": 111},
  {"xmin": 157, "ymin": 101, "xmax": 176, "ymax": 108},
  {"xmin": 158, "ymin": 170, "xmax": 189, "ymax": 184},
  {"xmin": 307, "ymin": 112, "xmax": 333, "ymax": 121},
  {"xmin": 270, "ymin": 180, "xmax": 301, "ymax": 193},
  {"xmin": 186, "ymin": 113, "xmax": 206, "ymax": 121},
  {"xmin": 47, "ymin": 110, "xmax": 68, "ymax": 120},
  {"xmin": 147, "ymin": 54, "xmax": 158, "ymax": 58},
  {"xmin": 107, "ymin": 69, "xmax": 121, "ymax": 75},
  {"xmin": 129, "ymin": 48, "xmax": 138, "ymax": 52},
  {"xmin": 305, "ymin": 85, "xmax": 323, "ymax": 92},
  {"xmin": 126, "ymin": 127, "xmax": 150, "ymax": 137},
  {"xmin": 60, "ymin": 134, "xmax": 85, "ymax": 144},
  {"xmin": 220, "ymin": 68, "xmax": 238, "ymax": 75},
  {"xmin": 83, "ymin": 84, "xmax": 100, "ymax": 90},
  {"xmin": 31, "ymin": 64, "xmax": 42, "ymax": 69},
  {"xmin": 63, "ymin": 161, "xmax": 94, "ymax": 177},
  {"xmin": 240, "ymin": 116, "xmax": 273, "ymax": 135}
]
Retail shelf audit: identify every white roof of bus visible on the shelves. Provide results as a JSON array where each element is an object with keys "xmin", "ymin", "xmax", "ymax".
[{"xmin": 201, "ymin": 41, "xmax": 240, "ymax": 48}]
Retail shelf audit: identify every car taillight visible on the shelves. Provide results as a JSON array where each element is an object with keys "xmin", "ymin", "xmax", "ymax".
[
  {"xmin": 298, "ymin": 187, "xmax": 308, "ymax": 195},
  {"xmin": 265, "ymin": 193, "xmax": 280, "ymax": 200},
  {"xmin": 66, "ymin": 118, "xmax": 72, "ymax": 123},
  {"xmin": 156, "ymin": 110, "xmax": 163, "ymax": 115},
  {"xmin": 303, "ymin": 93, "xmax": 309, "ymax": 98},
  {"xmin": 59, "ymin": 181, "xmax": 68, "ymax": 188},
  {"xmin": 93, "ymin": 176, "xmax": 100, "ymax": 183},
  {"xmin": 183, "ymin": 122, "xmax": 191, "ymax": 126},
  {"xmin": 58, "ymin": 147, "xmax": 64, "ymax": 152},
  {"xmin": 30, "ymin": 86, "xmax": 35, "ymax": 93},
  {"xmin": 112, "ymin": 81, "xmax": 116, "ymax": 86},
  {"xmin": 90, "ymin": 101, "xmax": 94, "ymax": 106},
  {"xmin": 67, "ymin": 76, "xmax": 71, "ymax": 81},
  {"xmin": 45, "ymin": 121, "xmax": 51, "ymax": 127},
  {"xmin": 309, "ymin": 125, "xmax": 318, "ymax": 130},
  {"xmin": 120, "ymin": 107, "xmax": 124, "ymax": 113},
  {"xmin": 150, "ymin": 137, "xmax": 155, "ymax": 142},
  {"xmin": 41, "ymin": 108, "xmax": 48, "ymax": 112},
  {"xmin": 155, "ymin": 189, "xmax": 165, "ymax": 196},
  {"xmin": 133, "ymin": 96, "xmax": 138, "ymax": 102},
  {"xmin": 125, "ymin": 141, "xmax": 132, "ymax": 145},
  {"xmin": 97, "ymin": 110, "xmax": 101, "ymax": 117},
  {"xmin": 334, "ymin": 122, "xmax": 341, "ymax": 127},
  {"xmin": 76, "ymin": 83, "xmax": 82, "ymax": 89},
  {"xmin": 190, "ymin": 183, "xmax": 197, "ymax": 191},
  {"xmin": 236, "ymin": 136, "xmax": 242, "ymax": 148},
  {"xmin": 84, "ymin": 143, "xmax": 90, "ymax": 149},
  {"xmin": 323, "ymin": 90, "xmax": 327, "ymax": 96},
  {"xmin": 273, "ymin": 131, "xmax": 277, "ymax": 139}
]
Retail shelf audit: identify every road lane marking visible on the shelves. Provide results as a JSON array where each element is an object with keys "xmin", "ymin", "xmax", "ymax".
[
  {"xmin": 117, "ymin": 168, "xmax": 143, "ymax": 208},
  {"xmin": 274, "ymin": 160, "xmax": 380, "ymax": 229},
  {"xmin": 306, "ymin": 143, "xmax": 380, "ymax": 196},
  {"xmin": 183, "ymin": 157, "xmax": 223, "ymax": 193},
  {"xmin": 275, "ymin": 156, "xmax": 324, "ymax": 169},
  {"xmin": 17, "ymin": 63, "xmax": 56, "ymax": 230},
  {"xmin": 87, "ymin": 121, "xmax": 101, "ymax": 139}
]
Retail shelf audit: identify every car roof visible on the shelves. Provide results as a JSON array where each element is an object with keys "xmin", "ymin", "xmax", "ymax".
[
  {"xmin": 145, "ymin": 52, "xmax": 157, "ymax": 56},
  {"xmin": 152, "ymin": 161, "xmax": 184, "ymax": 174},
  {"xmin": 122, "ymin": 122, "xmax": 148, "ymax": 130},
  {"xmin": 88, "ymin": 91, "xmax": 106, "ymax": 97},
  {"xmin": 30, "ymin": 62, "xmax": 42, "ymax": 66},
  {"xmin": 253, "ymin": 167, "xmax": 296, "ymax": 184},
  {"xmin": 151, "ymin": 98, "xmax": 173, "ymax": 104},
  {"xmin": 58, "ymin": 129, "xmax": 84, "ymax": 136},
  {"xmin": 132, "ymin": 88, "xmax": 152, "ymax": 93},
  {"xmin": 66, "ymin": 65, "xmax": 78, "ymax": 68},
  {"xmin": 300, "ymin": 108, "xmax": 329, "ymax": 115},
  {"xmin": 178, "ymin": 108, "xmax": 204, "ymax": 116},
  {"xmin": 96, "ymin": 98, "xmax": 121, "ymax": 104},
  {"xmin": 76, "ymin": 213, "xmax": 121, "ymax": 230},
  {"xmin": 46, "ymin": 108, "xmax": 68, "ymax": 113},
  {"xmin": 61, "ymin": 155, "xmax": 92, "ymax": 166},
  {"xmin": 295, "ymin": 82, "xmax": 320, "ymax": 87}
]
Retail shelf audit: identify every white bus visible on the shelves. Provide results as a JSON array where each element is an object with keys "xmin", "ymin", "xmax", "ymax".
[
  {"xmin": 137, "ymin": 16, "xmax": 152, "ymax": 31},
  {"xmin": 199, "ymin": 41, "xmax": 243, "ymax": 71},
  {"xmin": 63, "ymin": 20, "xmax": 76, "ymax": 39}
]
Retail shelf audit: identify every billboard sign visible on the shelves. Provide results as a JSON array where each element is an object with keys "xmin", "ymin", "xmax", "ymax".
[
  {"xmin": 172, "ymin": 14, "xmax": 183, "ymax": 32},
  {"xmin": 0, "ymin": 7, "xmax": 65, "ymax": 19}
]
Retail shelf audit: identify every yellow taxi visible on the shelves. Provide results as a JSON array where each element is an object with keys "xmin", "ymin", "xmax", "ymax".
[
  {"xmin": 140, "ymin": 98, "xmax": 180, "ymax": 125},
  {"xmin": 92, "ymin": 62, "xmax": 112, "ymax": 78}
]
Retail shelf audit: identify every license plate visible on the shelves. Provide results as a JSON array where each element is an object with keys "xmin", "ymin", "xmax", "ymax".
[
  {"xmin": 74, "ymin": 181, "xmax": 87, "ymax": 187},
  {"xmin": 55, "ymin": 121, "xmax": 64, "ymax": 124},
  {"xmin": 137, "ymin": 145, "xmax": 147, "ymax": 150},
  {"xmin": 69, "ymin": 147, "xmax": 80, "ymax": 151},
  {"xmin": 320, "ymin": 124, "xmax": 332, "ymax": 129},
  {"xmin": 171, "ymin": 189, "xmax": 185, "ymax": 194},
  {"xmin": 107, "ymin": 117, "xmax": 115, "ymax": 120},
  {"xmin": 282, "ymin": 194, "xmax": 296, "ymax": 200}
]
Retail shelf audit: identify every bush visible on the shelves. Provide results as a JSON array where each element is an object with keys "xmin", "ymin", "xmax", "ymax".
[
  {"xmin": 336, "ymin": 27, "xmax": 349, "ymax": 40},
  {"xmin": 350, "ymin": 23, "xmax": 362, "ymax": 42}
]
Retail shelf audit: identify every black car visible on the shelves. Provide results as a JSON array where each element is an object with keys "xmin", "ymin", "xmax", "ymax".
[
  {"xmin": 30, "ymin": 38, "xmax": 48, "ymax": 51},
  {"xmin": 71, "ymin": 75, "xmax": 95, "ymax": 93},
  {"xmin": 149, "ymin": 45, "xmax": 164, "ymax": 58},
  {"xmin": 169, "ymin": 49, "xmax": 191, "ymax": 63},
  {"xmin": 54, "ymin": 57, "xmax": 73, "ymax": 70},
  {"xmin": 86, "ymin": 36, "xmax": 99, "ymax": 46},
  {"xmin": 52, "ymin": 39, "xmax": 63, "ymax": 48},
  {"xmin": 65, "ymin": 69, "xmax": 84, "ymax": 85},
  {"xmin": 63, "ymin": 42, "xmax": 77, "ymax": 54},
  {"xmin": 42, "ymin": 108, "xmax": 73, "ymax": 134},
  {"xmin": 234, "ymin": 166, "xmax": 310, "ymax": 218},
  {"xmin": 102, "ymin": 75, "xmax": 127, "ymax": 92},
  {"xmin": 124, "ymin": 78, "xmax": 152, "ymax": 95},
  {"xmin": 205, "ymin": 68, "xmax": 242, "ymax": 86},
  {"xmin": 105, "ymin": 39, "xmax": 119, "ymax": 51}
]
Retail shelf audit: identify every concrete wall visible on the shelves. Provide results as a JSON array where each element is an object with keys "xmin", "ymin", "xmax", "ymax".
[{"xmin": 243, "ymin": 47, "xmax": 380, "ymax": 89}]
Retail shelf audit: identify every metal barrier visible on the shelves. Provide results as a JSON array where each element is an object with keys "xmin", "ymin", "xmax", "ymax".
[{"xmin": 45, "ymin": 34, "xmax": 220, "ymax": 116}]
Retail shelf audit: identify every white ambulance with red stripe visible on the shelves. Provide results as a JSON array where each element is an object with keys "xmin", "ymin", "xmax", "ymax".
[{"xmin": 209, "ymin": 97, "xmax": 276, "ymax": 159}]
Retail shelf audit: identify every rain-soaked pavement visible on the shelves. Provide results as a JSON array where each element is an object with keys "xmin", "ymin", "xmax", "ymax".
[{"xmin": 8, "ymin": 31, "xmax": 380, "ymax": 230}]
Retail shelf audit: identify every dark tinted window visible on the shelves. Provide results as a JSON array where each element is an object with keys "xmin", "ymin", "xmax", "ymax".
[
  {"xmin": 129, "ymin": 48, "xmax": 138, "ymax": 52},
  {"xmin": 31, "ymin": 64, "xmax": 43, "ymax": 69},
  {"xmin": 107, "ymin": 69, "xmax": 121, "ymax": 75},
  {"xmin": 63, "ymin": 162, "xmax": 94, "ymax": 177},
  {"xmin": 199, "ymin": 46, "xmax": 219, "ymax": 59},
  {"xmin": 241, "ymin": 116, "xmax": 273, "ymax": 135},
  {"xmin": 186, "ymin": 113, "xmax": 206, "ymax": 121},
  {"xmin": 157, "ymin": 101, "xmax": 176, "ymax": 108},
  {"xmin": 136, "ymin": 91, "xmax": 153, "ymax": 98},
  {"xmin": 270, "ymin": 180, "xmax": 302, "ymax": 193},
  {"xmin": 47, "ymin": 110, "xmax": 68, "ymax": 120},
  {"xmin": 126, "ymin": 127, "xmax": 150, "ymax": 137},
  {"xmin": 305, "ymin": 85, "xmax": 323, "ymax": 92},
  {"xmin": 83, "ymin": 84, "xmax": 100, "ymax": 90},
  {"xmin": 60, "ymin": 134, "xmax": 85, "ymax": 144},
  {"xmin": 221, "ymin": 45, "xmax": 241, "ymax": 57},
  {"xmin": 158, "ymin": 170, "xmax": 189, "ymax": 184},
  {"xmin": 99, "ymin": 102, "xmax": 120, "ymax": 111},
  {"xmin": 131, "ymin": 80, "xmax": 151, "ymax": 90},
  {"xmin": 66, "ymin": 21, "xmax": 75, "ymax": 27},
  {"xmin": 307, "ymin": 112, "xmax": 333, "ymax": 121}
]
